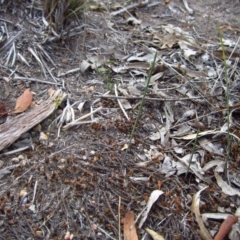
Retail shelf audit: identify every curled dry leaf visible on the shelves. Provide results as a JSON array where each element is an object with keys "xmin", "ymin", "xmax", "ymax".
[
  {"xmin": 191, "ymin": 187, "xmax": 213, "ymax": 240},
  {"xmin": 214, "ymin": 171, "xmax": 240, "ymax": 197},
  {"xmin": 122, "ymin": 211, "xmax": 138, "ymax": 240},
  {"xmin": 10, "ymin": 88, "xmax": 33, "ymax": 114},
  {"xmin": 139, "ymin": 190, "xmax": 164, "ymax": 228}
]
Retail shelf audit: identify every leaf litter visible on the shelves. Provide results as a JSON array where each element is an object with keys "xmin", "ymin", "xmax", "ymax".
[{"xmin": 0, "ymin": 0, "xmax": 240, "ymax": 239}]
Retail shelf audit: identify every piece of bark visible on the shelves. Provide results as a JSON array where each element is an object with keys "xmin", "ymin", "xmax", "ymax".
[{"xmin": 0, "ymin": 89, "xmax": 66, "ymax": 152}]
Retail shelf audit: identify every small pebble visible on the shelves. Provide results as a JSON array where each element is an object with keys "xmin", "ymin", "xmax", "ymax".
[
  {"xmin": 18, "ymin": 154, "xmax": 24, "ymax": 160},
  {"xmin": 39, "ymin": 132, "xmax": 48, "ymax": 141},
  {"xmin": 48, "ymin": 142, "xmax": 55, "ymax": 147},
  {"xmin": 11, "ymin": 157, "xmax": 19, "ymax": 163},
  {"xmin": 33, "ymin": 124, "xmax": 42, "ymax": 132},
  {"xmin": 21, "ymin": 159, "xmax": 27, "ymax": 166}
]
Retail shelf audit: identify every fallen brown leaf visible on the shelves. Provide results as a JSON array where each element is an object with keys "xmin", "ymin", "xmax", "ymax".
[
  {"xmin": 10, "ymin": 88, "xmax": 33, "ymax": 114},
  {"xmin": 214, "ymin": 215, "xmax": 238, "ymax": 240},
  {"xmin": 164, "ymin": 0, "xmax": 171, "ymax": 4},
  {"xmin": 122, "ymin": 211, "xmax": 138, "ymax": 240}
]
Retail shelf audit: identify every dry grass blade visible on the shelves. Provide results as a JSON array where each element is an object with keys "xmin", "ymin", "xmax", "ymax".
[
  {"xmin": 41, "ymin": 0, "xmax": 88, "ymax": 35},
  {"xmin": 0, "ymin": 29, "xmax": 23, "ymax": 55},
  {"xmin": 28, "ymin": 47, "xmax": 47, "ymax": 80}
]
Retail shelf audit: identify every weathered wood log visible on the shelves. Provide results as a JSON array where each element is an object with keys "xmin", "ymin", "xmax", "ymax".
[{"xmin": 0, "ymin": 89, "xmax": 66, "ymax": 152}]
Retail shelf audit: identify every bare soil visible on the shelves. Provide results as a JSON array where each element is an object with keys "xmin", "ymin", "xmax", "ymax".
[{"xmin": 0, "ymin": 1, "xmax": 240, "ymax": 239}]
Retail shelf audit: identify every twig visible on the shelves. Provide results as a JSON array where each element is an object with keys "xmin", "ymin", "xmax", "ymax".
[
  {"xmin": 17, "ymin": 53, "xmax": 30, "ymax": 67},
  {"xmin": 39, "ymin": 52, "xmax": 58, "ymax": 83},
  {"xmin": 111, "ymin": 0, "xmax": 149, "ymax": 16},
  {"xmin": 31, "ymin": 180, "xmax": 38, "ymax": 204},
  {"xmin": 0, "ymin": 29, "xmax": 23, "ymax": 55},
  {"xmin": 63, "ymin": 107, "xmax": 102, "ymax": 130},
  {"xmin": 0, "ymin": 164, "xmax": 20, "ymax": 180},
  {"xmin": 114, "ymin": 84, "xmax": 129, "ymax": 120},
  {"xmin": 103, "ymin": 193, "xmax": 118, "ymax": 221},
  {"xmin": 58, "ymin": 68, "xmax": 81, "ymax": 77},
  {"xmin": 0, "ymin": 146, "xmax": 30, "ymax": 156},
  {"xmin": 12, "ymin": 76, "xmax": 61, "ymax": 85},
  {"xmin": 218, "ymin": 28, "xmax": 231, "ymax": 179},
  {"xmin": 36, "ymin": 43, "xmax": 56, "ymax": 67},
  {"xmin": 97, "ymin": 225, "xmax": 115, "ymax": 240},
  {"xmin": 95, "ymin": 94, "xmax": 223, "ymax": 101},
  {"xmin": 182, "ymin": 0, "xmax": 194, "ymax": 14},
  {"xmin": 28, "ymin": 47, "xmax": 47, "ymax": 80},
  {"xmin": 118, "ymin": 196, "xmax": 121, "ymax": 240}
]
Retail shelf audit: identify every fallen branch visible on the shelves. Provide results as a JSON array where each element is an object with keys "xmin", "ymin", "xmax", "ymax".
[{"xmin": 0, "ymin": 89, "xmax": 66, "ymax": 151}]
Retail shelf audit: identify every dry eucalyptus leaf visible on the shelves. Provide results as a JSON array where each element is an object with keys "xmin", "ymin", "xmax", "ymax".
[
  {"xmin": 139, "ymin": 190, "xmax": 164, "ymax": 228},
  {"xmin": 191, "ymin": 187, "xmax": 213, "ymax": 240},
  {"xmin": 173, "ymin": 129, "xmax": 217, "ymax": 140},
  {"xmin": 214, "ymin": 171, "xmax": 240, "ymax": 197},
  {"xmin": 122, "ymin": 211, "xmax": 138, "ymax": 240},
  {"xmin": 145, "ymin": 228, "xmax": 165, "ymax": 240},
  {"xmin": 11, "ymin": 88, "xmax": 33, "ymax": 114}
]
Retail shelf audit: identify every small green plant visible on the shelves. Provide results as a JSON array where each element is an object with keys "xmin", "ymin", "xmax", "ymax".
[
  {"xmin": 96, "ymin": 63, "xmax": 115, "ymax": 92},
  {"xmin": 124, "ymin": 52, "xmax": 158, "ymax": 158},
  {"xmin": 53, "ymin": 94, "xmax": 63, "ymax": 110},
  {"xmin": 104, "ymin": 75, "xmax": 115, "ymax": 92}
]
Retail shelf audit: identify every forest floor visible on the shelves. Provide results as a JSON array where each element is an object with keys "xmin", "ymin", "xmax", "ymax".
[{"xmin": 1, "ymin": 1, "xmax": 240, "ymax": 239}]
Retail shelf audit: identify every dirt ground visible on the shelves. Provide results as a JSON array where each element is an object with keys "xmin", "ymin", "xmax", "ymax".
[{"xmin": 0, "ymin": 0, "xmax": 240, "ymax": 239}]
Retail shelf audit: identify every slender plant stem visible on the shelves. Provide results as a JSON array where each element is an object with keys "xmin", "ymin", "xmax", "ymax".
[
  {"xmin": 185, "ymin": 130, "xmax": 199, "ymax": 180},
  {"xmin": 124, "ymin": 52, "xmax": 158, "ymax": 159},
  {"xmin": 218, "ymin": 28, "xmax": 231, "ymax": 178}
]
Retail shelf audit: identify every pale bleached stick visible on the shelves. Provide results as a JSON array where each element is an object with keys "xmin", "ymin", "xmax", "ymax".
[
  {"xmin": 182, "ymin": 0, "xmax": 194, "ymax": 14},
  {"xmin": 63, "ymin": 107, "xmax": 102, "ymax": 130},
  {"xmin": 114, "ymin": 84, "xmax": 129, "ymax": 120}
]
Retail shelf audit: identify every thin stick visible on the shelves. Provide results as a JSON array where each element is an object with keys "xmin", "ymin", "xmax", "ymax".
[
  {"xmin": 111, "ymin": 0, "xmax": 149, "ymax": 16},
  {"xmin": 63, "ymin": 107, "xmax": 102, "ymax": 130},
  {"xmin": 28, "ymin": 47, "xmax": 47, "ymax": 80},
  {"xmin": 31, "ymin": 180, "xmax": 38, "ymax": 204},
  {"xmin": 96, "ymin": 94, "xmax": 223, "ymax": 101},
  {"xmin": 182, "ymin": 0, "xmax": 194, "ymax": 14},
  {"xmin": 218, "ymin": 28, "xmax": 231, "ymax": 179},
  {"xmin": 118, "ymin": 196, "xmax": 121, "ymax": 240},
  {"xmin": 13, "ymin": 76, "xmax": 61, "ymax": 85},
  {"xmin": 114, "ymin": 84, "xmax": 129, "ymax": 120}
]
